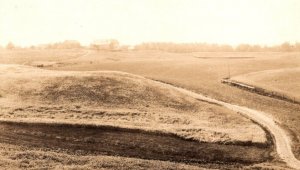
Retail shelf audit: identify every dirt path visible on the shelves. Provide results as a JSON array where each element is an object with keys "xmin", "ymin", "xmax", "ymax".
[
  {"xmin": 0, "ymin": 66, "xmax": 298, "ymax": 168},
  {"xmin": 153, "ymin": 80, "xmax": 300, "ymax": 169}
]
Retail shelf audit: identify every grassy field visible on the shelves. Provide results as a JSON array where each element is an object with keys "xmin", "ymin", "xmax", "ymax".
[
  {"xmin": 49, "ymin": 50, "xmax": 300, "ymax": 160},
  {"xmin": 0, "ymin": 143, "xmax": 205, "ymax": 170},
  {"xmin": 0, "ymin": 64, "xmax": 265, "ymax": 144},
  {"xmin": 231, "ymin": 68, "xmax": 300, "ymax": 101},
  {"xmin": 1, "ymin": 49, "xmax": 299, "ymax": 168},
  {"xmin": 0, "ymin": 121, "xmax": 273, "ymax": 169},
  {"xmin": 0, "ymin": 49, "xmax": 87, "ymax": 65},
  {"xmin": 0, "ymin": 141, "xmax": 286, "ymax": 170}
]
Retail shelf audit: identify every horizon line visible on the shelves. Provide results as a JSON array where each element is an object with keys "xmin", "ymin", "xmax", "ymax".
[{"xmin": 1, "ymin": 40, "xmax": 300, "ymax": 48}]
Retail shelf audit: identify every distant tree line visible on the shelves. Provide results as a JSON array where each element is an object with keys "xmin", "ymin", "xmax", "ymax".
[
  {"xmin": 43, "ymin": 40, "xmax": 82, "ymax": 49},
  {"xmin": 1, "ymin": 40, "xmax": 82, "ymax": 50},
  {"xmin": 2, "ymin": 41, "xmax": 300, "ymax": 52},
  {"xmin": 134, "ymin": 42, "xmax": 300, "ymax": 52},
  {"xmin": 2, "ymin": 40, "xmax": 124, "ymax": 51},
  {"xmin": 89, "ymin": 39, "xmax": 121, "ymax": 51}
]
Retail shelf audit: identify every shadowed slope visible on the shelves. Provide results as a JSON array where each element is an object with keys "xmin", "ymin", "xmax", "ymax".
[{"xmin": 0, "ymin": 121, "xmax": 271, "ymax": 165}]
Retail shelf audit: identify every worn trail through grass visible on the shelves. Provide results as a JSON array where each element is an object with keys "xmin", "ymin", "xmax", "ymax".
[{"xmin": 153, "ymin": 79, "xmax": 300, "ymax": 169}]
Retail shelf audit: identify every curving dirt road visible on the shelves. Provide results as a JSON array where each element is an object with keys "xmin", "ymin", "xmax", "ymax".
[
  {"xmin": 153, "ymin": 79, "xmax": 300, "ymax": 169},
  {"xmin": 1, "ymin": 67, "xmax": 299, "ymax": 168}
]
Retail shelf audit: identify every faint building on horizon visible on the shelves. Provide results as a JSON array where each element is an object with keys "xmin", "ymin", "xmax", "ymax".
[{"xmin": 90, "ymin": 39, "xmax": 120, "ymax": 51}]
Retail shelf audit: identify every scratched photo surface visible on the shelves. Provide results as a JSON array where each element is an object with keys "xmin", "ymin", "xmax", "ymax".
[{"xmin": 0, "ymin": 0, "xmax": 299, "ymax": 169}]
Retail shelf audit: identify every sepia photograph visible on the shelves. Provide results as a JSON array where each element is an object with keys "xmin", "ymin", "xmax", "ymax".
[{"xmin": 0, "ymin": 0, "xmax": 300, "ymax": 169}]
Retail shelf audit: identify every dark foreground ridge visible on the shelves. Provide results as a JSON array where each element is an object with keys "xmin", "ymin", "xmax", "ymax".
[{"xmin": 0, "ymin": 120, "xmax": 272, "ymax": 165}]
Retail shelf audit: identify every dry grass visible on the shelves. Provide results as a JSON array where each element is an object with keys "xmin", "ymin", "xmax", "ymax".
[
  {"xmin": 232, "ymin": 67, "xmax": 300, "ymax": 100},
  {"xmin": 0, "ymin": 64, "xmax": 265, "ymax": 144},
  {"xmin": 0, "ymin": 142, "xmax": 284, "ymax": 169},
  {"xmin": 0, "ymin": 121, "xmax": 272, "ymax": 167},
  {"xmin": 0, "ymin": 49, "xmax": 87, "ymax": 65},
  {"xmin": 0, "ymin": 143, "xmax": 206, "ymax": 170},
  {"xmin": 2, "ymin": 50, "xmax": 299, "ymax": 168},
  {"xmin": 36, "ymin": 50, "xmax": 300, "ymax": 160}
]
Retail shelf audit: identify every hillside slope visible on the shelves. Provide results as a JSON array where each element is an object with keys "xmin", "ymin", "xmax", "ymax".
[
  {"xmin": 0, "ymin": 64, "xmax": 266, "ymax": 144},
  {"xmin": 232, "ymin": 68, "xmax": 300, "ymax": 100}
]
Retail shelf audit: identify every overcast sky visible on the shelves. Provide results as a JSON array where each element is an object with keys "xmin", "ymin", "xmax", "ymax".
[{"xmin": 1, "ymin": 0, "xmax": 300, "ymax": 46}]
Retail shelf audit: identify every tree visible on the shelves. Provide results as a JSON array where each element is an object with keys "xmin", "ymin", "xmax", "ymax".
[
  {"xmin": 109, "ymin": 39, "xmax": 119, "ymax": 50},
  {"xmin": 236, "ymin": 44, "xmax": 251, "ymax": 52},
  {"xmin": 295, "ymin": 42, "xmax": 300, "ymax": 51},
  {"xmin": 90, "ymin": 39, "xmax": 120, "ymax": 51},
  {"xmin": 6, "ymin": 42, "xmax": 15, "ymax": 50},
  {"xmin": 44, "ymin": 40, "xmax": 82, "ymax": 49},
  {"xmin": 280, "ymin": 42, "xmax": 293, "ymax": 52},
  {"xmin": 250, "ymin": 45, "xmax": 262, "ymax": 52}
]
